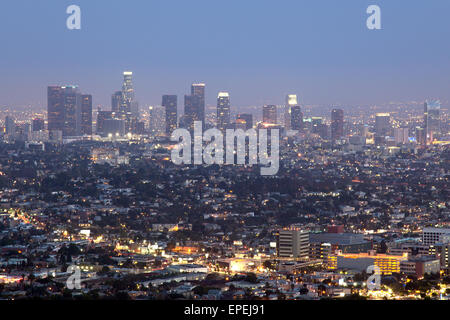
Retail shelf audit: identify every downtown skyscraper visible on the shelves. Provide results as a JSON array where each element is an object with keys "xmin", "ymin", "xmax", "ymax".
[
  {"xmin": 184, "ymin": 83, "xmax": 205, "ymax": 131},
  {"xmin": 110, "ymin": 72, "xmax": 140, "ymax": 134},
  {"xmin": 424, "ymin": 100, "xmax": 441, "ymax": 143},
  {"xmin": 162, "ymin": 95, "xmax": 177, "ymax": 136},
  {"xmin": 285, "ymin": 94, "xmax": 298, "ymax": 130},
  {"xmin": 121, "ymin": 72, "xmax": 135, "ymax": 115},
  {"xmin": 48, "ymin": 85, "xmax": 92, "ymax": 137},
  {"xmin": 331, "ymin": 108, "xmax": 344, "ymax": 141},
  {"xmin": 217, "ymin": 92, "xmax": 230, "ymax": 132},
  {"xmin": 111, "ymin": 91, "xmax": 122, "ymax": 113},
  {"xmin": 263, "ymin": 105, "xmax": 277, "ymax": 124},
  {"xmin": 290, "ymin": 106, "xmax": 303, "ymax": 131},
  {"xmin": 375, "ymin": 113, "xmax": 391, "ymax": 137},
  {"xmin": 81, "ymin": 94, "xmax": 93, "ymax": 135}
]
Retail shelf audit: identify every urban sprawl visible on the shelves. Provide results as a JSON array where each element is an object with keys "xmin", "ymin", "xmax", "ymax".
[{"xmin": 0, "ymin": 72, "xmax": 449, "ymax": 300}]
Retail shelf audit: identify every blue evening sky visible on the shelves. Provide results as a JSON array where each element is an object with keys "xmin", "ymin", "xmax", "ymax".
[{"xmin": 0, "ymin": 0, "xmax": 449, "ymax": 109}]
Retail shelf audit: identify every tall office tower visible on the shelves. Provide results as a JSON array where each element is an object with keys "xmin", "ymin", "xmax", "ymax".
[
  {"xmin": 63, "ymin": 86, "xmax": 82, "ymax": 137},
  {"xmin": 284, "ymin": 94, "xmax": 298, "ymax": 130},
  {"xmin": 47, "ymin": 86, "xmax": 65, "ymax": 133},
  {"xmin": 424, "ymin": 100, "xmax": 441, "ymax": 143},
  {"xmin": 290, "ymin": 106, "xmax": 303, "ymax": 131},
  {"xmin": 121, "ymin": 72, "xmax": 134, "ymax": 113},
  {"xmin": 311, "ymin": 117, "xmax": 323, "ymax": 133},
  {"xmin": 263, "ymin": 105, "xmax": 277, "ymax": 124},
  {"xmin": 277, "ymin": 227, "xmax": 310, "ymax": 259},
  {"xmin": 131, "ymin": 101, "xmax": 140, "ymax": 120},
  {"xmin": 311, "ymin": 117, "xmax": 328, "ymax": 139},
  {"xmin": 331, "ymin": 108, "xmax": 344, "ymax": 140},
  {"xmin": 375, "ymin": 113, "xmax": 391, "ymax": 137},
  {"xmin": 236, "ymin": 113, "xmax": 253, "ymax": 130},
  {"xmin": 394, "ymin": 127, "xmax": 409, "ymax": 145},
  {"xmin": 148, "ymin": 106, "xmax": 166, "ymax": 137},
  {"xmin": 5, "ymin": 116, "xmax": 16, "ymax": 135},
  {"xmin": 217, "ymin": 92, "xmax": 231, "ymax": 132},
  {"xmin": 183, "ymin": 83, "xmax": 205, "ymax": 132},
  {"xmin": 48, "ymin": 85, "xmax": 82, "ymax": 137},
  {"xmin": 416, "ymin": 127, "xmax": 426, "ymax": 146},
  {"xmin": 32, "ymin": 118, "xmax": 45, "ymax": 132},
  {"xmin": 184, "ymin": 94, "xmax": 201, "ymax": 131},
  {"xmin": 80, "ymin": 95, "xmax": 93, "ymax": 135},
  {"xmin": 111, "ymin": 91, "xmax": 122, "ymax": 113},
  {"xmin": 119, "ymin": 71, "xmax": 138, "ymax": 132},
  {"xmin": 162, "ymin": 95, "xmax": 177, "ymax": 136},
  {"xmin": 191, "ymin": 83, "xmax": 206, "ymax": 123},
  {"xmin": 96, "ymin": 109, "xmax": 113, "ymax": 135},
  {"xmin": 359, "ymin": 124, "xmax": 370, "ymax": 137}
]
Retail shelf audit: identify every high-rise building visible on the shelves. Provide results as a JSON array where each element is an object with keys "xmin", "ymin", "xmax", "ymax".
[
  {"xmin": 81, "ymin": 94, "xmax": 92, "ymax": 135},
  {"xmin": 263, "ymin": 105, "xmax": 277, "ymax": 124},
  {"xmin": 375, "ymin": 113, "xmax": 391, "ymax": 137},
  {"xmin": 96, "ymin": 109, "xmax": 113, "ymax": 135},
  {"xmin": 277, "ymin": 227, "xmax": 309, "ymax": 259},
  {"xmin": 311, "ymin": 117, "xmax": 328, "ymax": 139},
  {"xmin": 394, "ymin": 127, "xmax": 409, "ymax": 145},
  {"xmin": 121, "ymin": 72, "xmax": 134, "ymax": 114},
  {"xmin": 191, "ymin": 83, "xmax": 205, "ymax": 123},
  {"xmin": 32, "ymin": 118, "xmax": 45, "ymax": 132},
  {"xmin": 148, "ymin": 106, "xmax": 166, "ymax": 137},
  {"xmin": 236, "ymin": 113, "xmax": 253, "ymax": 130},
  {"xmin": 416, "ymin": 127, "xmax": 426, "ymax": 146},
  {"xmin": 64, "ymin": 86, "xmax": 82, "ymax": 137},
  {"xmin": 331, "ymin": 108, "xmax": 344, "ymax": 140},
  {"xmin": 5, "ymin": 116, "xmax": 16, "ymax": 136},
  {"xmin": 184, "ymin": 94, "xmax": 201, "ymax": 131},
  {"xmin": 47, "ymin": 86, "xmax": 65, "ymax": 133},
  {"xmin": 183, "ymin": 83, "xmax": 206, "ymax": 132},
  {"xmin": 47, "ymin": 85, "xmax": 84, "ymax": 137},
  {"xmin": 290, "ymin": 106, "xmax": 303, "ymax": 131},
  {"xmin": 193, "ymin": 83, "xmax": 205, "ymax": 122},
  {"xmin": 424, "ymin": 100, "xmax": 441, "ymax": 143},
  {"xmin": 119, "ymin": 71, "xmax": 139, "ymax": 133},
  {"xmin": 162, "ymin": 95, "xmax": 177, "ymax": 136},
  {"xmin": 111, "ymin": 91, "xmax": 122, "ymax": 113},
  {"xmin": 217, "ymin": 92, "xmax": 230, "ymax": 132},
  {"xmin": 285, "ymin": 94, "xmax": 298, "ymax": 130}
]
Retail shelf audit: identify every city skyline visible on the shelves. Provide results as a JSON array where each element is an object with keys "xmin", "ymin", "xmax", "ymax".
[{"xmin": 1, "ymin": 0, "xmax": 450, "ymax": 306}]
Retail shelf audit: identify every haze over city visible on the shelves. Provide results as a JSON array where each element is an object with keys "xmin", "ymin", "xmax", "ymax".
[{"xmin": 1, "ymin": 0, "xmax": 450, "ymax": 110}]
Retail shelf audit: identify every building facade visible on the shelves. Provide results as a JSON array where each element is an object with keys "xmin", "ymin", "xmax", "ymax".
[
  {"xmin": 162, "ymin": 95, "xmax": 177, "ymax": 136},
  {"xmin": 277, "ymin": 228, "xmax": 309, "ymax": 259},
  {"xmin": 331, "ymin": 108, "xmax": 344, "ymax": 141},
  {"xmin": 263, "ymin": 105, "xmax": 277, "ymax": 124},
  {"xmin": 217, "ymin": 92, "xmax": 231, "ymax": 132}
]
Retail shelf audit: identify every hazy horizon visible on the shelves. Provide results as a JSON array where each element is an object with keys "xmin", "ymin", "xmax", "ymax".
[{"xmin": 1, "ymin": 0, "xmax": 450, "ymax": 110}]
